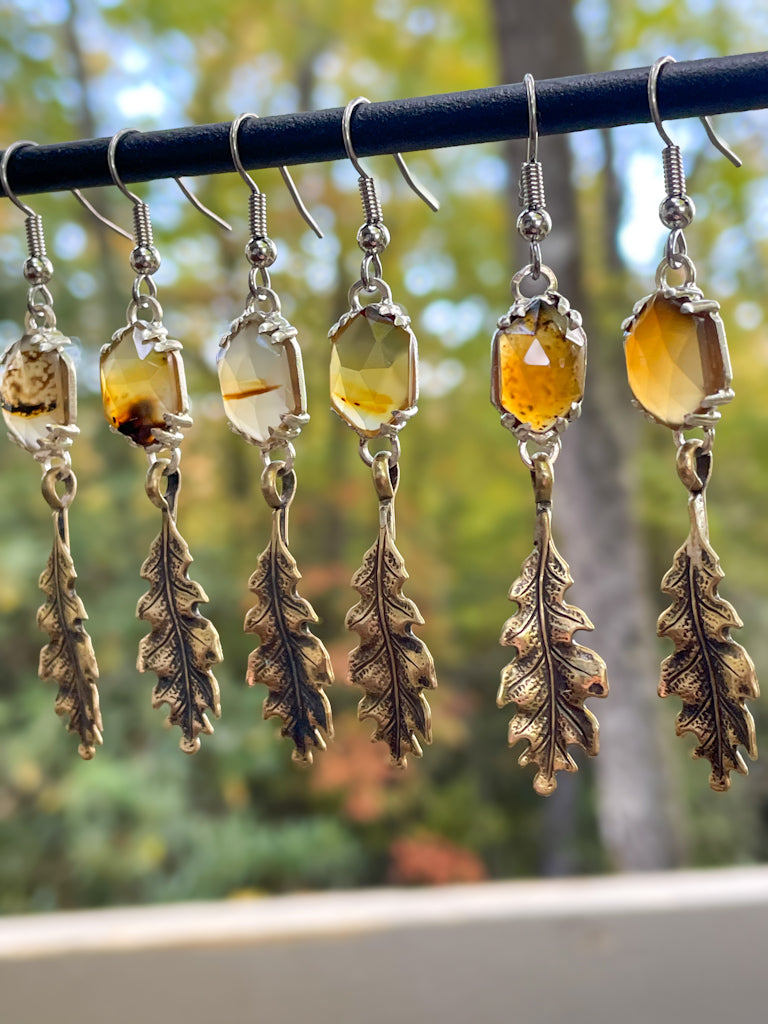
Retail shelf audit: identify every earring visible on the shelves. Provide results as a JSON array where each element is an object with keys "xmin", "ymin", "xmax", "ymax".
[
  {"xmin": 97, "ymin": 128, "xmax": 230, "ymax": 753},
  {"xmin": 490, "ymin": 75, "xmax": 608, "ymax": 796},
  {"xmin": 329, "ymin": 97, "xmax": 439, "ymax": 767},
  {"xmin": 217, "ymin": 113, "xmax": 333, "ymax": 764},
  {"xmin": 623, "ymin": 57, "xmax": 758, "ymax": 791},
  {"xmin": 0, "ymin": 142, "xmax": 107, "ymax": 758}
]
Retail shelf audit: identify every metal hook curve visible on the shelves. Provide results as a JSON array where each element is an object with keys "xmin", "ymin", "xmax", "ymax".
[
  {"xmin": 648, "ymin": 56, "xmax": 742, "ymax": 168},
  {"xmin": 70, "ymin": 190, "xmax": 133, "ymax": 241},
  {"xmin": 2, "ymin": 140, "xmax": 133, "ymax": 242},
  {"xmin": 108, "ymin": 127, "xmax": 231, "ymax": 231},
  {"xmin": 342, "ymin": 96, "xmax": 440, "ymax": 212},
  {"xmin": 107, "ymin": 128, "xmax": 144, "ymax": 205},
  {"xmin": 230, "ymin": 114, "xmax": 262, "ymax": 195},
  {"xmin": 0, "ymin": 140, "xmax": 39, "ymax": 216},
  {"xmin": 229, "ymin": 113, "xmax": 323, "ymax": 238},
  {"xmin": 174, "ymin": 177, "xmax": 231, "ymax": 231},
  {"xmin": 524, "ymin": 74, "xmax": 538, "ymax": 163}
]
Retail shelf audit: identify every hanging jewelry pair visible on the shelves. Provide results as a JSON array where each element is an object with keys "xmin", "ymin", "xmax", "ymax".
[
  {"xmin": 491, "ymin": 63, "xmax": 757, "ymax": 795},
  {"xmin": 490, "ymin": 75, "xmax": 608, "ymax": 796},
  {"xmin": 223, "ymin": 101, "xmax": 439, "ymax": 768},
  {"xmin": 623, "ymin": 56, "xmax": 758, "ymax": 791},
  {"xmin": 0, "ymin": 134, "xmax": 230, "ymax": 756}
]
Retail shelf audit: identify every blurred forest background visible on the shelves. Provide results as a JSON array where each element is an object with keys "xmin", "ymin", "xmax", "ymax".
[{"xmin": 0, "ymin": 0, "xmax": 767, "ymax": 912}]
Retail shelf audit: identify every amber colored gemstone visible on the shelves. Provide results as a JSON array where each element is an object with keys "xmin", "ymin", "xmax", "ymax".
[
  {"xmin": 330, "ymin": 305, "xmax": 414, "ymax": 435},
  {"xmin": 0, "ymin": 338, "xmax": 73, "ymax": 452},
  {"xmin": 218, "ymin": 320, "xmax": 303, "ymax": 444},
  {"xmin": 624, "ymin": 293, "xmax": 728, "ymax": 428},
  {"xmin": 100, "ymin": 324, "xmax": 185, "ymax": 447},
  {"xmin": 495, "ymin": 297, "xmax": 585, "ymax": 433}
]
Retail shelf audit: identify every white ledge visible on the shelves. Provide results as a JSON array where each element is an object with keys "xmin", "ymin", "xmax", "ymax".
[{"xmin": 2, "ymin": 864, "xmax": 768, "ymax": 961}]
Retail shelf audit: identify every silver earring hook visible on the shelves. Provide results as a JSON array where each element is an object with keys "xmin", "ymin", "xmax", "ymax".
[
  {"xmin": 173, "ymin": 177, "xmax": 232, "ymax": 231},
  {"xmin": 107, "ymin": 127, "xmax": 232, "ymax": 231},
  {"xmin": 70, "ymin": 190, "xmax": 133, "ymax": 241},
  {"xmin": 1, "ymin": 140, "xmax": 132, "ymax": 240},
  {"xmin": 107, "ymin": 128, "xmax": 144, "ymax": 206},
  {"xmin": 524, "ymin": 74, "xmax": 539, "ymax": 163},
  {"xmin": 229, "ymin": 113, "xmax": 323, "ymax": 238},
  {"xmin": 342, "ymin": 96, "xmax": 440, "ymax": 212},
  {"xmin": 1, "ymin": 140, "xmax": 41, "ymax": 216},
  {"xmin": 648, "ymin": 56, "xmax": 741, "ymax": 167}
]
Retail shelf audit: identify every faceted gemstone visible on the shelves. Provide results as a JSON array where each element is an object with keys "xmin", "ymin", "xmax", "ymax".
[
  {"xmin": 624, "ymin": 293, "xmax": 727, "ymax": 428},
  {"xmin": 495, "ymin": 297, "xmax": 586, "ymax": 432},
  {"xmin": 0, "ymin": 340, "xmax": 72, "ymax": 452},
  {"xmin": 100, "ymin": 324, "xmax": 184, "ymax": 447},
  {"xmin": 217, "ymin": 321, "xmax": 302, "ymax": 444},
  {"xmin": 330, "ymin": 306, "xmax": 414, "ymax": 435}
]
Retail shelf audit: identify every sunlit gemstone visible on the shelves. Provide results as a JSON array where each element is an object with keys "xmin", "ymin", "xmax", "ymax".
[
  {"xmin": 330, "ymin": 306, "xmax": 414, "ymax": 435},
  {"xmin": 218, "ymin": 320, "xmax": 303, "ymax": 444},
  {"xmin": 495, "ymin": 297, "xmax": 585, "ymax": 432},
  {"xmin": 0, "ymin": 338, "xmax": 73, "ymax": 452},
  {"xmin": 624, "ymin": 293, "xmax": 728, "ymax": 428},
  {"xmin": 100, "ymin": 323, "xmax": 185, "ymax": 447}
]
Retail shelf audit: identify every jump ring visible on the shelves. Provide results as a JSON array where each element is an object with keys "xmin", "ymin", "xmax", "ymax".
[
  {"xmin": 358, "ymin": 433, "xmax": 401, "ymax": 467},
  {"xmin": 41, "ymin": 464, "xmax": 77, "ymax": 510}
]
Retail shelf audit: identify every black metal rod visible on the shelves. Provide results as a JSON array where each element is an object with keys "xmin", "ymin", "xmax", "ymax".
[{"xmin": 2, "ymin": 52, "xmax": 767, "ymax": 199}]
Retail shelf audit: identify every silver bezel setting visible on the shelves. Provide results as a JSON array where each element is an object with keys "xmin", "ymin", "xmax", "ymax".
[
  {"xmin": 622, "ymin": 285, "xmax": 734, "ymax": 430},
  {"xmin": 218, "ymin": 307, "xmax": 309, "ymax": 449},
  {"xmin": 491, "ymin": 290, "xmax": 586, "ymax": 445},
  {"xmin": 0, "ymin": 327, "xmax": 78, "ymax": 457},
  {"xmin": 100, "ymin": 319, "xmax": 191, "ymax": 453},
  {"xmin": 328, "ymin": 300, "xmax": 419, "ymax": 438}
]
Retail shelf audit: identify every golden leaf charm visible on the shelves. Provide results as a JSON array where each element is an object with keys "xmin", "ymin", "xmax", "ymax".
[
  {"xmin": 658, "ymin": 441, "xmax": 758, "ymax": 791},
  {"xmin": 37, "ymin": 506, "xmax": 102, "ymax": 760},
  {"xmin": 346, "ymin": 454, "xmax": 436, "ymax": 767},
  {"xmin": 499, "ymin": 455, "xmax": 608, "ymax": 795},
  {"xmin": 137, "ymin": 468, "xmax": 222, "ymax": 753},
  {"xmin": 245, "ymin": 468, "xmax": 333, "ymax": 764}
]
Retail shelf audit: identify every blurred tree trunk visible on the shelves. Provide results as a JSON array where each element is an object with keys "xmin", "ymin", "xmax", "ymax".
[{"xmin": 489, "ymin": 0, "xmax": 680, "ymax": 870}]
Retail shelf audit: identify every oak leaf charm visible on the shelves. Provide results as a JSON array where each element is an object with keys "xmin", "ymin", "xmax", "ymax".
[
  {"xmin": 245, "ymin": 505, "xmax": 333, "ymax": 764},
  {"xmin": 347, "ymin": 507, "xmax": 436, "ymax": 768},
  {"xmin": 137, "ymin": 493, "xmax": 222, "ymax": 754},
  {"xmin": 37, "ymin": 508, "xmax": 103, "ymax": 759},
  {"xmin": 499, "ymin": 504, "xmax": 608, "ymax": 795},
  {"xmin": 658, "ymin": 489, "xmax": 758, "ymax": 791}
]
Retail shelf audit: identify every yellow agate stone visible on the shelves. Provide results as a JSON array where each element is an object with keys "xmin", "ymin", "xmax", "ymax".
[
  {"xmin": 495, "ymin": 297, "xmax": 585, "ymax": 433},
  {"xmin": 624, "ymin": 293, "xmax": 727, "ymax": 428},
  {"xmin": 100, "ymin": 324, "xmax": 184, "ymax": 447},
  {"xmin": 330, "ymin": 306, "xmax": 414, "ymax": 436}
]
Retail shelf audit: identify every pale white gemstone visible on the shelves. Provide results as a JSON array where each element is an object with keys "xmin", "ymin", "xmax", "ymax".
[
  {"xmin": 217, "ymin": 321, "xmax": 298, "ymax": 444},
  {"xmin": 0, "ymin": 341, "xmax": 70, "ymax": 452}
]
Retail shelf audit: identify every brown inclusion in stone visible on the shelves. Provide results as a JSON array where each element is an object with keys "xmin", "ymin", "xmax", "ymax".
[
  {"xmin": 100, "ymin": 325, "xmax": 185, "ymax": 447},
  {"xmin": 1, "ymin": 342, "xmax": 72, "ymax": 451},
  {"xmin": 330, "ymin": 305, "xmax": 414, "ymax": 436},
  {"xmin": 624, "ymin": 293, "xmax": 728, "ymax": 429},
  {"xmin": 217, "ymin": 320, "xmax": 302, "ymax": 444},
  {"xmin": 495, "ymin": 297, "xmax": 585, "ymax": 433}
]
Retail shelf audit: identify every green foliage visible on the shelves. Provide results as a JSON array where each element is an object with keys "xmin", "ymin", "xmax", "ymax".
[{"xmin": 0, "ymin": 0, "xmax": 766, "ymax": 911}]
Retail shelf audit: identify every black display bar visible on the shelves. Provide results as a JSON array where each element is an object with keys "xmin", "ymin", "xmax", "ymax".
[{"xmin": 1, "ymin": 52, "xmax": 767, "ymax": 199}]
